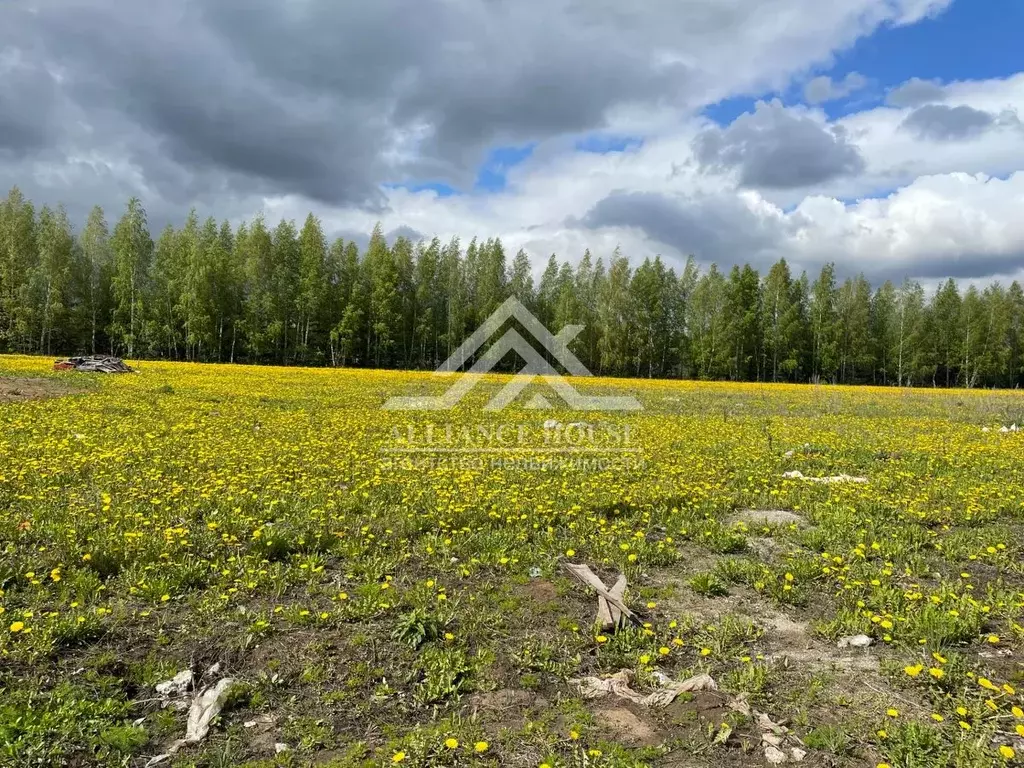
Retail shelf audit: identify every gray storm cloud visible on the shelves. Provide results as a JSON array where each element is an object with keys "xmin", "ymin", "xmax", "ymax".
[
  {"xmin": 0, "ymin": 0, "xmax": 951, "ymax": 228},
  {"xmin": 693, "ymin": 100, "xmax": 866, "ymax": 189}
]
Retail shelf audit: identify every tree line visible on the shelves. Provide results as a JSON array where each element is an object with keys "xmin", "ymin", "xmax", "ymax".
[{"xmin": 2, "ymin": 186, "xmax": 1023, "ymax": 388}]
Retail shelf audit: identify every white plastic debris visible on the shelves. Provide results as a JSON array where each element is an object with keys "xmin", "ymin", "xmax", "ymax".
[
  {"xmin": 571, "ymin": 669, "xmax": 717, "ymax": 707},
  {"xmin": 150, "ymin": 676, "xmax": 237, "ymax": 764},
  {"xmin": 837, "ymin": 634, "xmax": 874, "ymax": 649},
  {"xmin": 783, "ymin": 470, "xmax": 868, "ymax": 484},
  {"xmin": 185, "ymin": 678, "xmax": 236, "ymax": 743},
  {"xmin": 155, "ymin": 669, "xmax": 193, "ymax": 697},
  {"xmin": 275, "ymin": 743, "xmax": 290, "ymax": 754}
]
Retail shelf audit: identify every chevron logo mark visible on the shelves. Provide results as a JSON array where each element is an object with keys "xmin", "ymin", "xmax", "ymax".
[{"xmin": 382, "ymin": 297, "xmax": 642, "ymax": 412}]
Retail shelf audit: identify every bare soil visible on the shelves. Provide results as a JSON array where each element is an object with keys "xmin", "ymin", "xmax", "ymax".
[{"xmin": 0, "ymin": 375, "xmax": 78, "ymax": 403}]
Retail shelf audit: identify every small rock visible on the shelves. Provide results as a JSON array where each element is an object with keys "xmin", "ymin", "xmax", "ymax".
[
  {"xmin": 765, "ymin": 744, "xmax": 789, "ymax": 764},
  {"xmin": 529, "ymin": 566, "xmax": 542, "ymax": 578},
  {"xmin": 274, "ymin": 743, "xmax": 290, "ymax": 754},
  {"xmin": 790, "ymin": 747, "xmax": 807, "ymax": 762},
  {"xmin": 837, "ymin": 634, "xmax": 873, "ymax": 649}
]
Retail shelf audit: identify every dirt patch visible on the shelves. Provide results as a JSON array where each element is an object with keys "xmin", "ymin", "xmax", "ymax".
[
  {"xmin": 657, "ymin": 574, "xmax": 881, "ymax": 677},
  {"xmin": 662, "ymin": 689, "xmax": 739, "ymax": 732},
  {"xmin": 467, "ymin": 688, "xmax": 542, "ymax": 713},
  {"xmin": 729, "ymin": 509, "xmax": 808, "ymax": 528},
  {"xmin": 523, "ymin": 579, "xmax": 558, "ymax": 605},
  {"xmin": 0, "ymin": 376, "xmax": 78, "ymax": 403},
  {"xmin": 593, "ymin": 705, "xmax": 661, "ymax": 746}
]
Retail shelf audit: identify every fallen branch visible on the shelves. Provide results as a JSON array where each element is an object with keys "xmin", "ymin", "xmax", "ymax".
[{"xmin": 562, "ymin": 562, "xmax": 641, "ymax": 628}]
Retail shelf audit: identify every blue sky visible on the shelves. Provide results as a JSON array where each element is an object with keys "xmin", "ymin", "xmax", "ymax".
[
  {"xmin": 392, "ymin": 136, "xmax": 645, "ymax": 196},
  {"xmin": 707, "ymin": 0, "xmax": 1024, "ymax": 124},
  {"xmin": 393, "ymin": 0, "xmax": 1024, "ymax": 202}
]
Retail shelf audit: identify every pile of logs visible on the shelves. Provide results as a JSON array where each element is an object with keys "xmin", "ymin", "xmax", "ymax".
[{"xmin": 53, "ymin": 356, "xmax": 135, "ymax": 373}]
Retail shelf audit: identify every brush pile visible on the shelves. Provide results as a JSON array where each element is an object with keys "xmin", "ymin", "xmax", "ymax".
[{"xmin": 53, "ymin": 355, "xmax": 135, "ymax": 373}]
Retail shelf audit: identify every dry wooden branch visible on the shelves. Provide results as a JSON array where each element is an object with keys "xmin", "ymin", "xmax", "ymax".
[{"xmin": 562, "ymin": 562, "xmax": 641, "ymax": 628}]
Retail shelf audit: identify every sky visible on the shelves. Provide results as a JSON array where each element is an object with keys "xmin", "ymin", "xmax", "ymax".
[{"xmin": 2, "ymin": 0, "xmax": 1023, "ymax": 284}]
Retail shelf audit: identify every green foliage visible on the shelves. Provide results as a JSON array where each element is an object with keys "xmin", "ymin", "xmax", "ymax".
[
  {"xmin": 393, "ymin": 607, "xmax": 452, "ymax": 650},
  {"xmin": 3, "ymin": 184, "xmax": 1024, "ymax": 387},
  {"xmin": 0, "ymin": 679, "xmax": 146, "ymax": 764}
]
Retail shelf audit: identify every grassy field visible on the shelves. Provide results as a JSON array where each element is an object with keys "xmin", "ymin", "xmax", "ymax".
[{"xmin": 1, "ymin": 355, "xmax": 1023, "ymax": 768}]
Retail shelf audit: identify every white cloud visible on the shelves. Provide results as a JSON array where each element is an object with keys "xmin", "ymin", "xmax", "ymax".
[
  {"xmin": 14, "ymin": 0, "xmax": 1024, "ymax": 285},
  {"xmin": 804, "ymin": 72, "xmax": 869, "ymax": 104},
  {"xmin": 294, "ymin": 70, "xmax": 1024, "ymax": 284}
]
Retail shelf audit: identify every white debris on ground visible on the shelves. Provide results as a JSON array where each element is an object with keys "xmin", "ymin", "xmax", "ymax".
[
  {"xmin": 837, "ymin": 634, "xmax": 874, "ymax": 649},
  {"xmin": 730, "ymin": 509, "xmax": 807, "ymax": 527},
  {"xmin": 783, "ymin": 470, "xmax": 868, "ymax": 484},
  {"xmin": 571, "ymin": 669, "xmax": 717, "ymax": 707},
  {"xmin": 730, "ymin": 696, "xmax": 808, "ymax": 764},
  {"xmin": 183, "ymin": 678, "xmax": 236, "ymax": 744},
  {"xmin": 145, "ymin": 672, "xmax": 236, "ymax": 767},
  {"xmin": 155, "ymin": 669, "xmax": 193, "ymax": 698}
]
